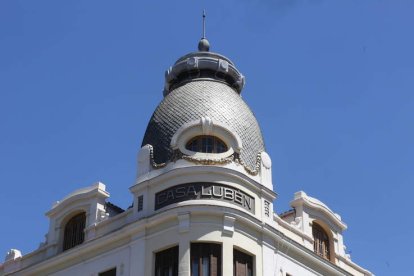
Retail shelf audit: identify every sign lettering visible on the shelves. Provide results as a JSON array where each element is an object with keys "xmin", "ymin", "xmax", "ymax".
[{"xmin": 154, "ymin": 183, "xmax": 255, "ymax": 213}]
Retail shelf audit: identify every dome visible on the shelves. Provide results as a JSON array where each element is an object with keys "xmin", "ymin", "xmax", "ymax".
[
  {"xmin": 141, "ymin": 37, "xmax": 265, "ymax": 172},
  {"xmin": 142, "ymin": 80, "xmax": 265, "ymax": 171}
]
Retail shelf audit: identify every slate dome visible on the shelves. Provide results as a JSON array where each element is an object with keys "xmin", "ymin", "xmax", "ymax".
[{"xmin": 141, "ymin": 42, "xmax": 265, "ymax": 171}]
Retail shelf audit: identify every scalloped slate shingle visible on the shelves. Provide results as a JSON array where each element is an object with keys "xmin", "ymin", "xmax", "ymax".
[{"xmin": 142, "ymin": 81, "xmax": 265, "ymax": 170}]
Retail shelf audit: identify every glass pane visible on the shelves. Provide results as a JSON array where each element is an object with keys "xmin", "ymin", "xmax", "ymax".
[
  {"xmin": 188, "ymin": 139, "xmax": 198, "ymax": 152},
  {"xmin": 155, "ymin": 246, "xmax": 178, "ymax": 276},
  {"xmin": 201, "ymin": 137, "xmax": 210, "ymax": 153},
  {"xmin": 202, "ymin": 256, "xmax": 209, "ymax": 275},
  {"xmin": 192, "ymin": 258, "xmax": 199, "ymax": 276},
  {"xmin": 191, "ymin": 243, "xmax": 221, "ymax": 276},
  {"xmin": 186, "ymin": 136, "xmax": 227, "ymax": 154},
  {"xmin": 234, "ymin": 249, "xmax": 253, "ymax": 276},
  {"xmin": 98, "ymin": 268, "xmax": 116, "ymax": 276},
  {"xmin": 215, "ymin": 138, "xmax": 226, "ymax": 153}
]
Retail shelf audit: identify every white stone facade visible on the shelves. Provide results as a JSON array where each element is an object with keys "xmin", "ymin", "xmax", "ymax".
[
  {"xmin": 0, "ymin": 38, "xmax": 373, "ymax": 276},
  {"xmin": 0, "ymin": 155, "xmax": 372, "ymax": 276}
]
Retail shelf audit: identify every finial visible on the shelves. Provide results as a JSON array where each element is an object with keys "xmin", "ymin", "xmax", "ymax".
[
  {"xmin": 202, "ymin": 10, "xmax": 206, "ymax": 39},
  {"xmin": 198, "ymin": 10, "xmax": 210, "ymax": 51}
]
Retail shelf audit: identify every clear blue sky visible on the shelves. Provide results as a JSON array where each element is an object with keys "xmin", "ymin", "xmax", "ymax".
[{"xmin": 1, "ymin": 1, "xmax": 413, "ymax": 274}]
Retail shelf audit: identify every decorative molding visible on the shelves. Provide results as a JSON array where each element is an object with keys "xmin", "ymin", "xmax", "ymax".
[
  {"xmin": 291, "ymin": 217, "xmax": 302, "ymax": 229},
  {"xmin": 145, "ymin": 117, "xmax": 265, "ymax": 175},
  {"xmin": 148, "ymin": 144, "xmax": 167, "ymax": 168},
  {"xmin": 291, "ymin": 191, "xmax": 347, "ymax": 231},
  {"xmin": 164, "ymin": 51, "xmax": 245, "ymax": 95},
  {"xmin": 201, "ymin": 116, "xmax": 213, "ymax": 135},
  {"xmin": 264, "ymin": 200, "xmax": 270, "ymax": 217},
  {"xmin": 261, "ymin": 152, "xmax": 272, "ymax": 169},
  {"xmin": 97, "ymin": 209, "xmax": 109, "ymax": 223},
  {"xmin": 148, "ymin": 144, "xmax": 263, "ymax": 176},
  {"xmin": 223, "ymin": 214, "xmax": 236, "ymax": 236},
  {"xmin": 181, "ymin": 155, "xmax": 233, "ymax": 165},
  {"xmin": 186, "ymin": 57, "xmax": 199, "ymax": 70},
  {"xmin": 5, "ymin": 249, "xmax": 22, "ymax": 262},
  {"xmin": 170, "ymin": 116, "xmax": 242, "ymax": 155},
  {"xmin": 177, "ymin": 212, "xmax": 190, "ymax": 233},
  {"xmin": 236, "ymin": 153, "xmax": 262, "ymax": 176},
  {"xmin": 218, "ymin": 59, "xmax": 229, "ymax": 73}
]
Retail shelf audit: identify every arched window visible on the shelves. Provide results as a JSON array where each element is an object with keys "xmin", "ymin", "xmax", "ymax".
[
  {"xmin": 312, "ymin": 223, "xmax": 330, "ymax": 260},
  {"xmin": 186, "ymin": 136, "xmax": 228, "ymax": 153},
  {"xmin": 63, "ymin": 212, "xmax": 86, "ymax": 251}
]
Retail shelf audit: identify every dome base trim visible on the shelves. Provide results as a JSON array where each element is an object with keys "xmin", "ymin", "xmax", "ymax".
[
  {"xmin": 148, "ymin": 145, "xmax": 167, "ymax": 168},
  {"xmin": 182, "ymin": 154, "xmax": 234, "ymax": 165},
  {"xmin": 235, "ymin": 152, "xmax": 262, "ymax": 176},
  {"xmin": 147, "ymin": 144, "xmax": 263, "ymax": 176}
]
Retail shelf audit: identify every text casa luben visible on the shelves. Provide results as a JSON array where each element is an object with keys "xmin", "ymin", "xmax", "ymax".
[{"xmin": 155, "ymin": 182, "xmax": 255, "ymax": 213}]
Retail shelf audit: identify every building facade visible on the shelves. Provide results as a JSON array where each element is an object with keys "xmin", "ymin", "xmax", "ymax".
[{"xmin": 0, "ymin": 37, "xmax": 373, "ymax": 276}]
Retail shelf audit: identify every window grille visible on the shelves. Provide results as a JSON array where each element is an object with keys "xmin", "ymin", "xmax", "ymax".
[
  {"xmin": 264, "ymin": 200, "xmax": 270, "ymax": 217},
  {"xmin": 155, "ymin": 246, "xmax": 179, "ymax": 276},
  {"xmin": 63, "ymin": 212, "xmax": 86, "ymax": 251},
  {"xmin": 186, "ymin": 136, "xmax": 228, "ymax": 153},
  {"xmin": 138, "ymin": 195, "xmax": 144, "ymax": 212},
  {"xmin": 191, "ymin": 243, "xmax": 221, "ymax": 276},
  {"xmin": 233, "ymin": 249, "xmax": 253, "ymax": 276},
  {"xmin": 312, "ymin": 223, "xmax": 330, "ymax": 260}
]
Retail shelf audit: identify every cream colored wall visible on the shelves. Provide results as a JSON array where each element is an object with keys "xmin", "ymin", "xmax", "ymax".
[
  {"xmin": 1, "ymin": 162, "xmax": 372, "ymax": 276},
  {"xmin": 49, "ymin": 246, "xmax": 130, "ymax": 276},
  {"xmin": 143, "ymin": 212, "xmax": 263, "ymax": 276},
  {"xmin": 1, "ymin": 203, "xmax": 370, "ymax": 276},
  {"xmin": 275, "ymin": 252, "xmax": 323, "ymax": 276},
  {"xmin": 131, "ymin": 164, "xmax": 276, "ymax": 228}
]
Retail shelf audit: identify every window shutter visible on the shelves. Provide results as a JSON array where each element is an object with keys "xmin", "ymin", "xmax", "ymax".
[
  {"xmin": 191, "ymin": 243, "xmax": 221, "ymax": 276},
  {"xmin": 234, "ymin": 249, "xmax": 253, "ymax": 276},
  {"xmin": 155, "ymin": 246, "xmax": 179, "ymax": 276},
  {"xmin": 312, "ymin": 223, "xmax": 330, "ymax": 261},
  {"xmin": 63, "ymin": 212, "xmax": 86, "ymax": 251},
  {"xmin": 210, "ymin": 251, "xmax": 217, "ymax": 276}
]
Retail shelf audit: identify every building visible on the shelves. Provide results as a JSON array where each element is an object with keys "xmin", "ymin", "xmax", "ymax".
[{"xmin": 0, "ymin": 34, "xmax": 373, "ymax": 276}]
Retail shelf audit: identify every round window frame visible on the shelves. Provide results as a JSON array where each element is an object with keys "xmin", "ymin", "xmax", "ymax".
[
  {"xmin": 170, "ymin": 117, "xmax": 242, "ymax": 160},
  {"xmin": 185, "ymin": 135, "xmax": 229, "ymax": 154}
]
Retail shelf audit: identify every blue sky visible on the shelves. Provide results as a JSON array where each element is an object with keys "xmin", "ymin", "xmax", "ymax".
[{"xmin": 1, "ymin": 1, "xmax": 413, "ymax": 274}]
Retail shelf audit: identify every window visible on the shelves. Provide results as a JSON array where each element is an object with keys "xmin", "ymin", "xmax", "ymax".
[
  {"xmin": 63, "ymin": 212, "xmax": 86, "ymax": 251},
  {"xmin": 233, "ymin": 249, "xmax": 253, "ymax": 276},
  {"xmin": 312, "ymin": 223, "xmax": 330, "ymax": 260},
  {"xmin": 191, "ymin": 243, "xmax": 221, "ymax": 276},
  {"xmin": 138, "ymin": 195, "xmax": 144, "ymax": 212},
  {"xmin": 155, "ymin": 246, "xmax": 179, "ymax": 276},
  {"xmin": 99, "ymin": 268, "xmax": 116, "ymax": 276},
  {"xmin": 186, "ymin": 136, "xmax": 228, "ymax": 153}
]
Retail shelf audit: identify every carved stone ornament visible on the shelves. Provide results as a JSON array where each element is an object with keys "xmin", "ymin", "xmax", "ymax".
[
  {"xmin": 147, "ymin": 142, "xmax": 262, "ymax": 176},
  {"xmin": 98, "ymin": 209, "xmax": 109, "ymax": 222},
  {"xmin": 201, "ymin": 116, "xmax": 213, "ymax": 135},
  {"xmin": 5, "ymin": 249, "xmax": 22, "ymax": 262},
  {"xmin": 291, "ymin": 217, "xmax": 302, "ymax": 229}
]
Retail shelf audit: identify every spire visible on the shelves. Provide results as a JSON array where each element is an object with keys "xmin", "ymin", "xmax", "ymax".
[
  {"xmin": 198, "ymin": 10, "xmax": 210, "ymax": 51},
  {"xmin": 202, "ymin": 9, "xmax": 206, "ymax": 39}
]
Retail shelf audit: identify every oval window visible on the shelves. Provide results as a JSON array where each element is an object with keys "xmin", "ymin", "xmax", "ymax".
[{"xmin": 186, "ymin": 136, "xmax": 228, "ymax": 153}]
